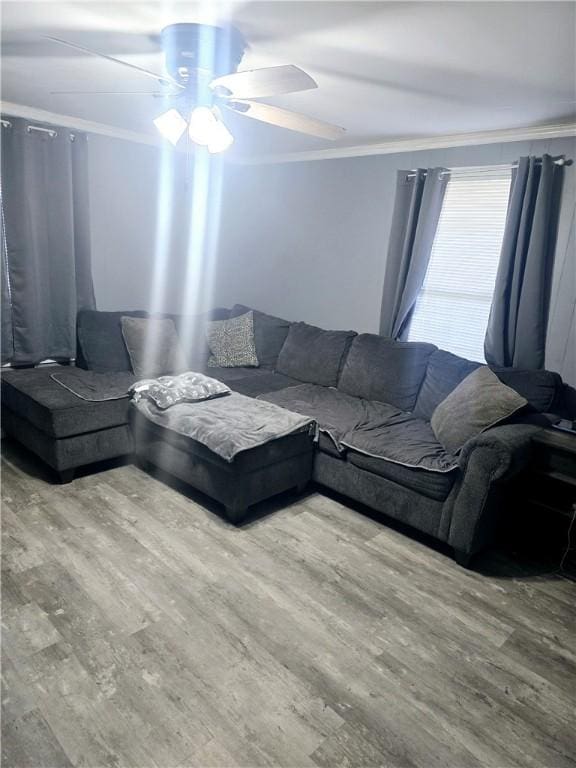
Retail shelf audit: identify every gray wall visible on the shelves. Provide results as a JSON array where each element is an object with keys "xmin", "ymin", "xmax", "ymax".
[
  {"xmin": 86, "ymin": 132, "xmax": 575, "ymax": 385},
  {"xmin": 88, "ymin": 135, "xmax": 161, "ymax": 311},
  {"xmin": 213, "ymin": 136, "xmax": 576, "ymax": 385},
  {"xmin": 87, "ymin": 134, "xmax": 197, "ymax": 314},
  {"xmin": 88, "ymin": 134, "xmax": 226, "ymax": 319}
]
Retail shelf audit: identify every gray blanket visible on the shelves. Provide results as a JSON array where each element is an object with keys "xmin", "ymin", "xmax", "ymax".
[
  {"xmin": 259, "ymin": 384, "xmax": 458, "ymax": 473},
  {"xmin": 133, "ymin": 392, "xmax": 315, "ymax": 462},
  {"xmin": 51, "ymin": 369, "xmax": 136, "ymax": 401}
]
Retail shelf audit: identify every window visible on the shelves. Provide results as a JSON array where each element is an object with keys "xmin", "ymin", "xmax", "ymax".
[{"xmin": 407, "ymin": 168, "xmax": 511, "ymax": 362}]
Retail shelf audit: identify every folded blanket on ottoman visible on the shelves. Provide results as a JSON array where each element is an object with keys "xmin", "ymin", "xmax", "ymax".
[
  {"xmin": 51, "ymin": 369, "xmax": 136, "ymax": 401},
  {"xmin": 132, "ymin": 388, "xmax": 315, "ymax": 462}
]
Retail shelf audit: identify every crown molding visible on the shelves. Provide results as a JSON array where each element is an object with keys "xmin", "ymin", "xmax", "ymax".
[
  {"xmin": 233, "ymin": 122, "xmax": 576, "ymax": 166},
  {"xmin": 2, "ymin": 103, "xmax": 574, "ymax": 167},
  {"xmin": 0, "ymin": 101, "xmax": 161, "ymax": 147}
]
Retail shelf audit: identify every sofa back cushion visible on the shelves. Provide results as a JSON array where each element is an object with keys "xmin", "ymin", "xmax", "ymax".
[
  {"xmin": 491, "ymin": 367, "xmax": 562, "ymax": 414},
  {"xmin": 414, "ymin": 348, "xmax": 563, "ymax": 419},
  {"xmin": 229, "ymin": 304, "xmax": 291, "ymax": 368},
  {"xmin": 169, "ymin": 308, "xmax": 230, "ymax": 370},
  {"xmin": 77, "ymin": 309, "xmax": 148, "ymax": 372},
  {"xmin": 77, "ymin": 308, "xmax": 229, "ymax": 373},
  {"xmin": 338, "ymin": 334, "xmax": 436, "ymax": 411},
  {"xmin": 413, "ymin": 349, "xmax": 481, "ymax": 420},
  {"xmin": 276, "ymin": 322, "xmax": 356, "ymax": 387}
]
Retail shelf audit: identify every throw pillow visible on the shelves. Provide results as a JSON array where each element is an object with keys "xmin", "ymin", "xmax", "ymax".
[
  {"xmin": 121, "ymin": 316, "xmax": 187, "ymax": 380},
  {"xmin": 206, "ymin": 311, "xmax": 259, "ymax": 368},
  {"xmin": 130, "ymin": 372, "xmax": 231, "ymax": 410},
  {"xmin": 229, "ymin": 304, "xmax": 291, "ymax": 368},
  {"xmin": 431, "ymin": 366, "xmax": 528, "ymax": 454}
]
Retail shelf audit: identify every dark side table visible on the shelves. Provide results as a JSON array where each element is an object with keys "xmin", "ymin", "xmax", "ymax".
[
  {"xmin": 502, "ymin": 427, "xmax": 576, "ymax": 565},
  {"xmin": 529, "ymin": 428, "xmax": 576, "ymax": 519}
]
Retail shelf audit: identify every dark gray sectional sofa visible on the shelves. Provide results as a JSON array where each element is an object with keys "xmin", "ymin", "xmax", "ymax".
[{"xmin": 1, "ymin": 303, "xmax": 564, "ymax": 566}]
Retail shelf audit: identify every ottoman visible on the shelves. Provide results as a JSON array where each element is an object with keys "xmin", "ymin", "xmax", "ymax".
[{"xmin": 130, "ymin": 404, "xmax": 315, "ymax": 524}]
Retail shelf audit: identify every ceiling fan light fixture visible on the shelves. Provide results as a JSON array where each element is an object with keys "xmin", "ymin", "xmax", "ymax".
[
  {"xmin": 188, "ymin": 106, "xmax": 219, "ymax": 146},
  {"xmin": 153, "ymin": 108, "xmax": 187, "ymax": 146},
  {"xmin": 207, "ymin": 120, "xmax": 234, "ymax": 154}
]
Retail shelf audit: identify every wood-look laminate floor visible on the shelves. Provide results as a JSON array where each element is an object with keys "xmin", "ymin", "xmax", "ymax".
[{"xmin": 1, "ymin": 438, "xmax": 575, "ymax": 768}]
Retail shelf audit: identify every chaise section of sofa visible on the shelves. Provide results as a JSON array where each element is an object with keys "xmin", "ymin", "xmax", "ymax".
[
  {"xmin": 1, "ymin": 367, "xmax": 134, "ymax": 482},
  {"xmin": 1, "ymin": 305, "xmax": 299, "ymax": 482}
]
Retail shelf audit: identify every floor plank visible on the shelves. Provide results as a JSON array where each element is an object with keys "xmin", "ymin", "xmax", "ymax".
[{"xmin": 2, "ymin": 438, "xmax": 575, "ymax": 768}]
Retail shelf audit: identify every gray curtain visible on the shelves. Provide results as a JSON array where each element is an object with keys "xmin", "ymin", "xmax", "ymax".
[
  {"xmin": 484, "ymin": 154, "xmax": 563, "ymax": 369},
  {"xmin": 1, "ymin": 117, "xmax": 95, "ymax": 364},
  {"xmin": 380, "ymin": 168, "xmax": 448, "ymax": 339},
  {"xmin": 1, "ymin": 181, "xmax": 13, "ymax": 362}
]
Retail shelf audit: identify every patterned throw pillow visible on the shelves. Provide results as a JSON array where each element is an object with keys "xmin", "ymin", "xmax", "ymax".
[
  {"xmin": 130, "ymin": 372, "xmax": 231, "ymax": 409},
  {"xmin": 206, "ymin": 311, "xmax": 259, "ymax": 368}
]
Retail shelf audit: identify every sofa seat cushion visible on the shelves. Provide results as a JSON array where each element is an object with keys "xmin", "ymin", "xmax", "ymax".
[
  {"xmin": 203, "ymin": 366, "xmax": 301, "ymax": 398},
  {"xmin": 317, "ymin": 432, "xmax": 343, "ymax": 459},
  {"xmin": 259, "ymin": 383, "xmax": 384, "ymax": 450},
  {"xmin": 347, "ymin": 451, "xmax": 457, "ymax": 501},
  {"xmin": 342, "ymin": 411, "xmax": 458, "ymax": 475},
  {"xmin": 199, "ymin": 365, "xmax": 269, "ymax": 384},
  {"xmin": 260, "ymin": 383, "xmax": 422, "ymax": 455},
  {"xmin": 338, "ymin": 334, "xmax": 436, "ymax": 411},
  {"xmin": 343, "ymin": 412, "xmax": 458, "ymax": 500},
  {"xmin": 229, "ymin": 372, "xmax": 301, "ymax": 398},
  {"xmin": 1, "ymin": 368, "xmax": 132, "ymax": 439}
]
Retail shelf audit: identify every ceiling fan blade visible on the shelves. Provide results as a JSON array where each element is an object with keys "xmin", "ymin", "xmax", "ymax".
[
  {"xmin": 227, "ymin": 101, "xmax": 345, "ymax": 140},
  {"xmin": 50, "ymin": 90, "xmax": 169, "ymax": 96},
  {"xmin": 210, "ymin": 65, "xmax": 316, "ymax": 99},
  {"xmin": 44, "ymin": 36, "xmax": 184, "ymax": 89}
]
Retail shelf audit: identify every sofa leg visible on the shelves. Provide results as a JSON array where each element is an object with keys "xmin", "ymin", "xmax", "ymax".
[
  {"xmin": 135, "ymin": 456, "xmax": 154, "ymax": 474},
  {"xmin": 295, "ymin": 480, "xmax": 308, "ymax": 495},
  {"xmin": 225, "ymin": 502, "xmax": 247, "ymax": 525},
  {"xmin": 454, "ymin": 549, "xmax": 473, "ymax": 569},
  {"xmin": 57, "ymin": 469, "xmax": 75, "ymax": 484}
]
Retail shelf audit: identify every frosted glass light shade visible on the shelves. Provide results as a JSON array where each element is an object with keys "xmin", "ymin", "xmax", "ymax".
[
  {"xmin": 207, "ymin": 119, "xmax": 234, "ymax": 153},
  {"xmin": 188, "ymin": 106, "xmax": 218, "ymax": 146},
  {"xmin": 153, "ymin": 109, "xmax": 187, "ymax": 146}
]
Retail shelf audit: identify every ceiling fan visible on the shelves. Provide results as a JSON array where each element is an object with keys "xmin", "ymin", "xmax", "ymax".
[{"xmin": 47, "ymin": 23, "xmax": 345, "ymax": 153}]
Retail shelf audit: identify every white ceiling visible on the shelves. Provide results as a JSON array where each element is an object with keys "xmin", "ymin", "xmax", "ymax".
[{"xmin": 2, "ymin": 0, "xmax": 575, "ymax": 160}]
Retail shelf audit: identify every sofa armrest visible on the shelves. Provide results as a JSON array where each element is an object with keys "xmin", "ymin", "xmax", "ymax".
[{"xmin": 448, "ymin": 423, "xmax": 542, "ymax": 556}]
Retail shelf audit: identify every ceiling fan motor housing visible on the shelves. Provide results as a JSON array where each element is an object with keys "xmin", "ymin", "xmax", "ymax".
[{"xmin": 161, "ymin": 23, "xmax": 246, "ymax": 84}]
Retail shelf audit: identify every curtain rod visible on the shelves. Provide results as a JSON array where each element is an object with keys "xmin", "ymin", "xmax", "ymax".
[
  {"xmin": 27, "ymin": 125, "xmax": 57, "ymax": 138},
  {"xmin": 406, "ymin": 157, "xmax": 568, "ymax": 179},
  {"xmin": 1, "ymin": 119, "xmax": 76, "ymax": 140}
]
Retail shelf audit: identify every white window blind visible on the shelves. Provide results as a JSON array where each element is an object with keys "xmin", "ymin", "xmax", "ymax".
[{"xmin": 407, "ymin": 168, "xmax": 511, "ymax": 362}]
